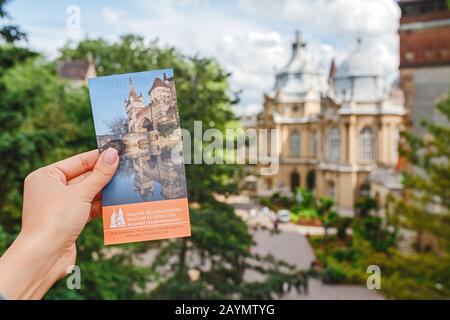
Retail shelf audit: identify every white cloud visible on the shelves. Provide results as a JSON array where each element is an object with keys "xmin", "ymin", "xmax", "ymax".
[
  {"xmin": 16, "ymin": 0, "xmax": 401, "ymax": 115},
  {"xmin": 101, "ymin": 6, "xmax": 126, "ymax": 25}
]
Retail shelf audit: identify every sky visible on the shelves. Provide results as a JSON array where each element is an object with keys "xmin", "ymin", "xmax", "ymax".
[
  {"xmin": 89, "ymin": 68, "xmax": 173, "ymax": 135},
  {"xmin": 6, "ymin": 0, "xmax": 401, "ymax": 115}
]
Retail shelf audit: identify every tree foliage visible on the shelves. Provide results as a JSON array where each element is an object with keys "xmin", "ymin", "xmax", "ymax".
[
  {"xmin": 0, "ymin": 0, "xmax": 26, "ymax": 43},
  {"xmin": 365, "ymin": 94, "xmax": 450, "ymax": 299},
  {"xmin": 397, "ymin": 96, "xmax": 450, "ymax": 251}
]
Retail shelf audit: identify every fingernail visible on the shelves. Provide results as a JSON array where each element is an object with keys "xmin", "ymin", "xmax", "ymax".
[{"xmin": 102, "ymin": 147, "xmax": 118, "ymax": 165}]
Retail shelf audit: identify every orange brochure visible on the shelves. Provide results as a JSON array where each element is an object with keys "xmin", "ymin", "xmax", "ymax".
[{"xmin": 88, "ymin": 69, "xmax": 190, "ymax": 245}]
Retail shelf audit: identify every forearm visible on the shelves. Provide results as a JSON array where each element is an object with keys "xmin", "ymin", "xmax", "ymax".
[{"xmin": 0, "ymin": 232, "xmax": 60, "ymax": 299}]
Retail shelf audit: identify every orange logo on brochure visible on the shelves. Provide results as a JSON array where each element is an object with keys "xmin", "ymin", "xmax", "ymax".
[{"xmin": 103, "ymin": 198, "xmax": 191, "ymax": 245}]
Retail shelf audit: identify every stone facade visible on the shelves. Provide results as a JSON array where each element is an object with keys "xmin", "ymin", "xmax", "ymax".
[{"xmin": 246, "ymin": 32, "xmax": 405, "ymax": 216}]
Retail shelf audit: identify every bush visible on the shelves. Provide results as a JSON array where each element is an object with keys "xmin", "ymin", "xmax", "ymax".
[
  {"xmin": 336, "ymin": 217, "xmax": 353, "ymax": 241},
  {"xmin": 353, "ymin": 216, "xmax": 396, "ymax": 252},
  {"xmin": 331, "ymin": 247, "xmax": 360, "ymax": 263},
  {"xmin": 323, "ymin": 262, "xmax": 347, "ymax": 283},
  {"xmin": 354, "ymin": 196, "xmax": 379, "ymax": 217}
]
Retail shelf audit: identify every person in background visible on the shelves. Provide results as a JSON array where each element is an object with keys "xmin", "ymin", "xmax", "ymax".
[{"xmin": 0, "ymin": 148, "xmax": 119, "ymax": 300}]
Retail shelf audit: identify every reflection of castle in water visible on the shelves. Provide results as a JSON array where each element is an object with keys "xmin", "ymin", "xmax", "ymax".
[
  {"xmin": 98, "ymin": 134, "xmax": 187, "ymax": 201},
  {"xmin": 122, "ymin": 149, "xmax": 187, "ymax": 201},
  {"xmin": 97, "ymin": 72, "xmax": 187, "ymax": 204}
]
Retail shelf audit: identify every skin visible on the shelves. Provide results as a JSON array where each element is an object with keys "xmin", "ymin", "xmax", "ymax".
[{"xmin": 0, "ymin": 148, "xmax": 119, "ymax": 299}]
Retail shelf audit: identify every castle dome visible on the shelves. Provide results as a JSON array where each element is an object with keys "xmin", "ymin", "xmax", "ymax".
[
  {"xmin": 333, "ymin": 39, "xmax": 386, "ymax": 103},
  {"xmin": 270, "ymin": 31, "xmax": 326, "ymax": 103},
  {"xmin": 335, "ymin": 39, "xmax": 383, "ymax": 78}
]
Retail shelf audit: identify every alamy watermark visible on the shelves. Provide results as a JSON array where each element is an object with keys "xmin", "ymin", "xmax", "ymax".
[
  {"xmin": 66, "ymin": 265, "xmax": 81, "ymax": 290},
  {"xmin": 366, "ymin": 265, "xmax": 381, "ymax": 290},
  {"xmin": 171, "ymin": 121, "xmax": 280, "ymax": 175}
]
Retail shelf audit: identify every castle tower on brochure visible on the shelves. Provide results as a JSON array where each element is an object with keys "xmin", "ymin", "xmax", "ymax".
[{"xmin": 124, "ymin": 78, "xmax": 146, "ymax": 133}]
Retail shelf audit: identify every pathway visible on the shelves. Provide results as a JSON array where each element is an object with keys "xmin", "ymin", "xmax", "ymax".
[{"xmin": 228, "ymin": 195, "xmax": 384, "ymax": 300}]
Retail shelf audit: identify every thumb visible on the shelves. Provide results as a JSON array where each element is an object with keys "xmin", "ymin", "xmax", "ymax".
[{"xmin": 77, "ymin": 147, "xmax": 119, "ymax": 200}]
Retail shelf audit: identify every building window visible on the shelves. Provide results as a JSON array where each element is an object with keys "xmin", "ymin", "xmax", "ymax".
[
  {"xmin": 307, "ymin": 170, "xmax": 316, "ymax": 191},
  {"xmin": 327, "ymin": 181, "xmax": 335, "ymax": 200},
  {"xmin": 328, "ymin": 127, "xmax": 340, "ymax": 163},
  {"xmin": 265, "ymin": 178, "xmax": 273, "ymax": 190},
  {"xmin": 359, "ymin": 127, "xmax": 375, "ymax": 161},
  {"xmin": 391, "ymin": 127, "xmax": 399, "ymax": 165},
  {"xmin": 292, "ymin": 105, "xmax": 299, "ymax": 112},
  {"xmin": 359, "ymin": 183, "xmax": 371, "ymax": 197},
  {"xmin": 290, "ymin": 172, "xmax": 300, "ymax": 193},
  {"xmin": 311, "ymin": 130, "xmax": 317, "ymax": 158},
  {"xmin": 290, "ymin": 130, "xmax": 301, "ymax": 157},
  {"xmin": 405, "ymin": 51, "xmax": 415, "ymax": 62}
]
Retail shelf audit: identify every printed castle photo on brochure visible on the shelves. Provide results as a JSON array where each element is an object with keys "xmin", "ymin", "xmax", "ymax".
[{"xmin": 88, "ymin": 69, "xmax": 190, "ymax": 245}]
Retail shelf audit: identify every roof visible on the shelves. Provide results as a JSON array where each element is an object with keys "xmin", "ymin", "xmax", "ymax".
[
  {"xmin": 149, "ymin": 77, "xmax": 170, "ymax": 94},
  {"xmin": 333, "ymin": 39, "xmax": 388, "ymax": 103},
  {"xmin": 58, "ymin": 60, "xmax": 91, "ymax": 80},
  {"xmin": 278, "ymin": 30, "xmax": 310, "ymax": 74},
  {"xmin": 335, "ymin": 39, "xmax": 383, "ymax": 78},
  {"xmin": 270, "ymin": 31, "xmax": 326, "ymax": 102}
]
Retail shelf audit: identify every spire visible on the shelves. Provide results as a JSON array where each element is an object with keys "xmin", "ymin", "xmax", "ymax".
[
  {"xmin": 356, "ymin": 37, "xmax": 362, "ymax": 50},
  {"xmin": 129, "ymin": 77, "xmax": 138, "ymax": 99},
  {"xmin": 280, "ymin": 30, "xmax": 308, "ymax": 74},
  {"xmin": 328, "ymin": 58, "xmax": 336, "ymax": 83},
  {"xmin": 293, "ymin": 29, "xmax": 306, "ymax": 50}
]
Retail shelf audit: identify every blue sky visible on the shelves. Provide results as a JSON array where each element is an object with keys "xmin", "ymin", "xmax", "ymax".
[
  {"xmin": 89, "ymin": 68, "xmax": 173, "ymax": 135},
  {"xmin": 6, "ymin": 0, "xmax": 401, "ymax": 115}
]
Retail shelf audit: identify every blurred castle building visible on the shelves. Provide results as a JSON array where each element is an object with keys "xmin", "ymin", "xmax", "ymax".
[
  {"xmin": 246, "ymin": 32, "xmax": 405, "ymax": 216},
  {"xmin": 399, "ymin": 0, "xmax": 450, "ymax": 133},
  {"xmin": 58, "ymin": 53, "xmax": 97, "ymax": 87}
]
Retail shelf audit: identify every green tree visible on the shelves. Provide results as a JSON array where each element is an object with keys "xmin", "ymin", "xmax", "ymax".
[
  {"xmin": 354, "ymin": 196, "xmax": 379, "ymax": 218},
  {"xmin": 366, "ymin": 93, "xmax": 450, "ymax": 299},
  {"xmin": 0, "ymin": 0, "xmax": 26, "ymax": 43},
  {"xmin": 398, "ymin": 95, "xmax": 450, "ymax": 252},
  {"xmin": 316, "ymin": 196, "xmax": 338, "ymax": 267}
]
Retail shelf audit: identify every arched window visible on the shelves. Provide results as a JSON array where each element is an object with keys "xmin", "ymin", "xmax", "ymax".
[
  {"xmin": 328, "ymin": 127, "xmax": 340, "ymax": 163},
  {"xmin": 290, "ymin": 171, "xmax": 300, "ymax": 193},
  {"xmin": 307, "ymin": 170, "xmax": 316, "ymax": 191},
  {"xmin": 142, "ymin": 118, "xmax": 153, "ymax": 132},
  {"xmin": 359, "ymin": 127, "xmax": 375, "ymax": 161},
  {"xmin": 290, "ymin": 130, "xmax": 301, "ymax": 157},
  {"xmin": 311, "ymin": 130, "xmax": 317, "ymax": 158},
  {"xmin": 359, "ymin": 183, "xmax": 371, "ymax": 197}
]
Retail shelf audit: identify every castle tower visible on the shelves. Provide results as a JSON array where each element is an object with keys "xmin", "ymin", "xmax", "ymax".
[
  {"xmin": 148, "ymin": 76, "xmax": 176, "ymax": 130},
  {"xmin": 124, "ymin": 78, "xmax": 145, "ymax": 133}
]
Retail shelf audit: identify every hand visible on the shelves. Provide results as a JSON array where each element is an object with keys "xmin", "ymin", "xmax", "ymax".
[{"xmin": 0, "ymin": 148, "xmax": 119, "ymax": 299}]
